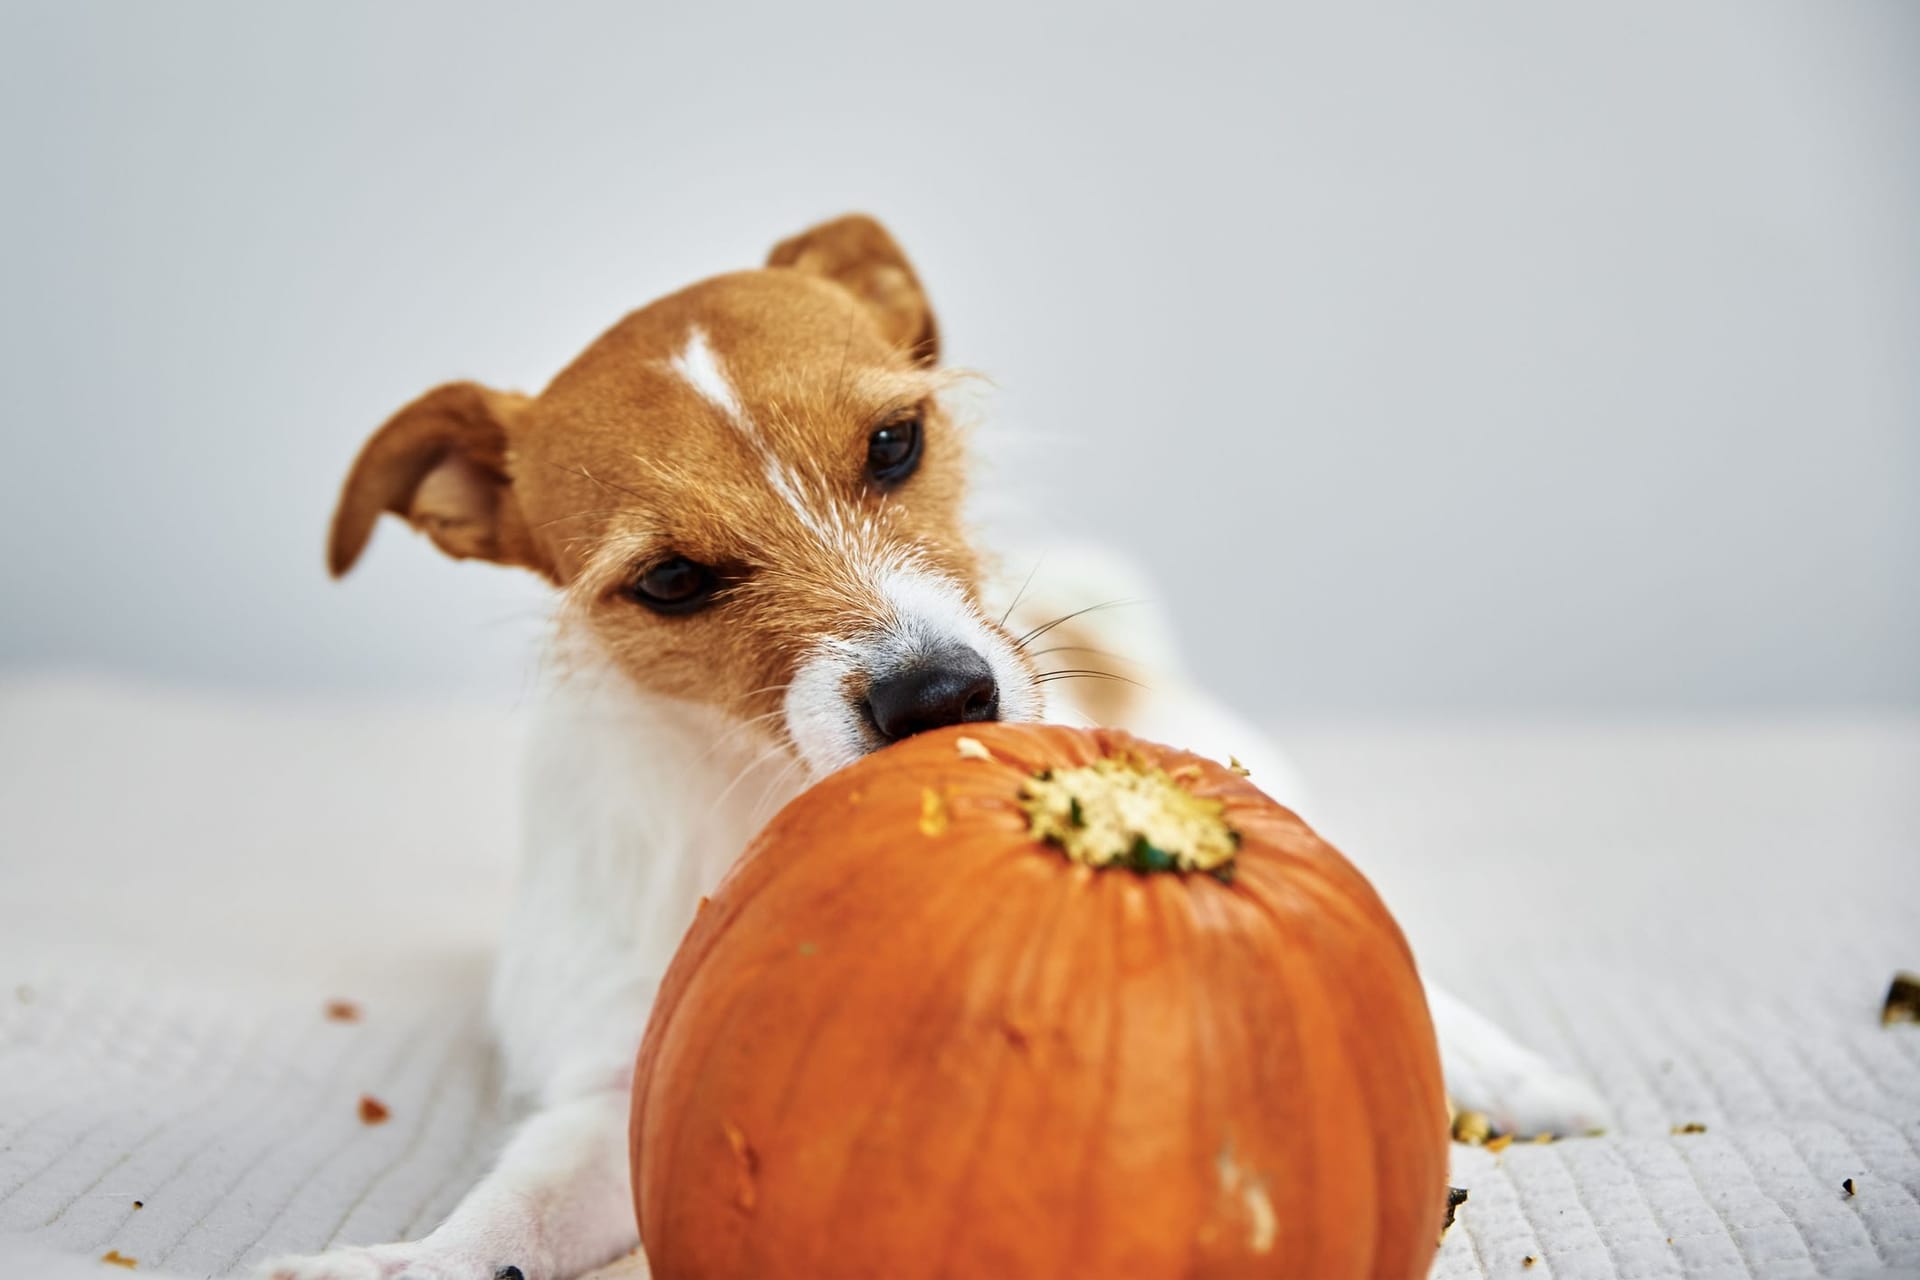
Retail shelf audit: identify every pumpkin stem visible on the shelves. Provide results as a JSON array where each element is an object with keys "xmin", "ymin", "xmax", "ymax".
[{"xmin": 1019, "ymin": 755, "xmax": 1239, "ymax": 875}]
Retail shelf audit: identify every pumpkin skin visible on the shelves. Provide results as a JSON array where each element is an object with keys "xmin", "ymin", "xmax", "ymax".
[{"xmin": 630, "ymin": 724, "xmax": 1449, "ymax": 1280}]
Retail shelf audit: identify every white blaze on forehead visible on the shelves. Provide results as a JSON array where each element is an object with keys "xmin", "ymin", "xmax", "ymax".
[
  {"xmin": 668, "ymin": 324, "xmax": 843, "ymax": 540},
  {"xmin": 764, "ymin": 459, "xmax": 830, "ymax": 539},
  {"xmin": 668, "ymin": 325, "xmax": 748, "ymax": 429}
]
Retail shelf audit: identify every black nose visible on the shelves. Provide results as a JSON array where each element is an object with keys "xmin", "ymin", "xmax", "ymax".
[{"xmin": 866, "ymin": 649, "xmax": 1000, "ymax": 743}]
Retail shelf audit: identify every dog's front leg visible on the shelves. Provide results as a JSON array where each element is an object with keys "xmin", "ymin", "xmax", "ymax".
[
  {"xmin": 256, "ymin": 1087, "xmax": 637, "ymax": 1280},
  {"xmin": 1427, "ymin": 982, "xmax": 1612, "ymax": 1137}
]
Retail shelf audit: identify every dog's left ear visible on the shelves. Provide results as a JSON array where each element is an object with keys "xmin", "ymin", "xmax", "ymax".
[
  {"xmin": 767, "ymin": 214, "xmax": 939, "ymax": 365},
  {"xmin": 327, "ymin": 381, "xmax": 550, "ymax": 580}
]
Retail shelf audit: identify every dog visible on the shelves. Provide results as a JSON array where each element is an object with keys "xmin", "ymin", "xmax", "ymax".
[{"xmin": 264, "ymin": 215, "xmax": 1607, "ymax": 1279}]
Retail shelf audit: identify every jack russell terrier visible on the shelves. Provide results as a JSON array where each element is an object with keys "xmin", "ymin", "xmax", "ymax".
[{"xmin": 266, "ymin": 215, "xmax": 1607, "ymax": 1280}]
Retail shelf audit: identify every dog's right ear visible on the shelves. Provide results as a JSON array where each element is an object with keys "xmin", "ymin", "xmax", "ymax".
[
  {"xmin": 767, "ymin": 215, "xmax": 940, "ymax": 365},
  {"xmin": 328, "ymin": 381, "xmax": 550, "ymax": 579}
]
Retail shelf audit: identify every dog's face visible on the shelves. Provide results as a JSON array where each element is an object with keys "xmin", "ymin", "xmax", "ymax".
[{"xmin": 329, "ymin": 216, "xmax": 1039, "ymax": 776}]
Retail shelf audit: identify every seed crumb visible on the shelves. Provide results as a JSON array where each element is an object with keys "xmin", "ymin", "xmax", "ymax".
[
  {"xmin": 358, "ymin": 1095, "xmax": 391, "ymax": 1125},
  {"xmin": 1451, "ymin": 1109, "xmax": 1492, "ymax": 1145},
  {"xmin": 918, "ymin": 787, "xmax": 950, "ymax": 836},
  {"xmin": 723, "ymin": 1119, "xmax": 759, "ymax": 1211},
  {"xmin": 1843, "ymin": 1177, "xmax": 1857, "ymax": 1196},
  {"xmin": 324, "ymin": 999, "xmax": 361, "ymax": 1022},
  {"xmin": 132, "ymin": 1200, "xmax": 144, "ymax": 1209},
  {"xmin": 1486, "ymin": 1133, "xmax": 1514, "ymax": 1153},
  {"xmin": 1671, "ymin": 1122, "xmax": 1707, "ymax": 1135},
  {"xmin": 1522, "ymin": 1256, "xmax": 1537, "ymax": 1269},
  {"xmin": 101, "ymin": 1251, "xmax": 137, "ymax": 1269},
  {"xmin": 1439, "ymin": 1186, "xmax": 1469, "ymax": 1243},
  {"xmin": 954, "ymin": 736, "xmax": 993, "ymax": 761},
  {"xmin": 1228, "ymin": 755, "xmax": 1251, "ymax": 776},
  {"xmin": 1881, "ymin": 971, "xmax": 1920, "ymax": 1026}
]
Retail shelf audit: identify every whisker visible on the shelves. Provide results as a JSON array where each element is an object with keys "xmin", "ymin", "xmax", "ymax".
[
  {"xmin": 540, "ymin": 459, "xmax": 648, "ymax": 503},
  {"xmin": 745, "ymin": 753, "xmax": 809, "ymax": 830},
  {"xmin": 709, "ymin": 735, "xmax": 799, "ymax": 819},
  {"xmin": 831, "ymin": 301, "xmax": 858, "ymax": 413},
  {"xmin": 998, "ymin": 553, "xmax": 1047, "ymax": 628},
  {"xmin": 1034, "ymin": 669, "xmax": 1149, "ymax": 689},
  {"xmin": 1015, "ymin": 598, "xmax": 1141, "ymax": 650},
  {"xmin": 1046, "ymin": 702, "xmax": 1101, "ymax": 730},
  {"xmin": 531, "ymin": 507, "xmax": 629, "ymax": 531},
  {"xmin": 1025, "ymin": 642, "xmax": 1132, "ymax": 662},
  {"xmin": 687, "ymin": 707, "xmax": 789, "ymax": 772}
]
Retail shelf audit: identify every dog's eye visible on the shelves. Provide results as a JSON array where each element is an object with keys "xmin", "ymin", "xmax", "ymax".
[
  {"xmin": 866, "ymin": 415, "xmax": 923, "ymax": 488},
  {"xmin": 627, "ymin": 556, "xmax": 718, "ymax": 614}
]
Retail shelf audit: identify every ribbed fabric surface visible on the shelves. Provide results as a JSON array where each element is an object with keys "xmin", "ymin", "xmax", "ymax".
[{"xmin": 2, "ymin": 680, "xmax": 1915, "ymax": 1277}]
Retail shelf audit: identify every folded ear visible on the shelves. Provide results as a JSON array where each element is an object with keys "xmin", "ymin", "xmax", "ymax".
[
  {"xmin": 327, "ymin": 381, "xmax": 550, "ymax": 579},
  {"xmin": 767, "ymin": 214, "xmax": 939, "ymax": 365}
]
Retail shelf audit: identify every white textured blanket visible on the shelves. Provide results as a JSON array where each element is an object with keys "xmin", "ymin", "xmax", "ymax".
[{"xmin": 2, "ymin": 679, "xmax": 1916, "ymax": 1278}]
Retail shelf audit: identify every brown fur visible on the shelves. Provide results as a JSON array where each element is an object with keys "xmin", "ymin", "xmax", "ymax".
[{"xmin": 330, "ymin": 215, "xmax": 1004, "ymax": 725}]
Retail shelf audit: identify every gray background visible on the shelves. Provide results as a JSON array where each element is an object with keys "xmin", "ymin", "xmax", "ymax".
[{"xmin": 2, "ymin": 1, "xmax": 1915, "ymax": 717}]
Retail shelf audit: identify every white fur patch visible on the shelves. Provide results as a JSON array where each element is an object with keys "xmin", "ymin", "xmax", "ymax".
[
  {"xmin": 782, "ymin": 640, "xmax": 869, "ymax": 777},
  {"xmin": 668, "ymin": 325, "xmax": 747, "ymax": 428}
]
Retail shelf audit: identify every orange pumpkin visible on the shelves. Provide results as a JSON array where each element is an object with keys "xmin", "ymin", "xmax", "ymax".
[{"xmin": 631, "ymin": 723, "xmax": 1448, "ymax": 1279}]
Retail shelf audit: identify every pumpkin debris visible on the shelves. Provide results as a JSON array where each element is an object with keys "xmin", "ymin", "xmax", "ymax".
[
  {"xmin": 918, "ymin": 788, "xmax": 950, "ymax": 836},
  {"xmin": 1214, "ymin": 1144, "xmax": 1277, "ymax": 1255},
  {"xmin": 954, "ymin": 736, "xmax": 993, "ymax": 761},
  {"xmin": 1881, "ymin": 971, "xmax": 1920, "ymax": 1026},
  {"xmin": 1843, "ymin": 1177, "xmax": 1856, "ymax": 1196},
  {"xmin": 358, "ymin": 1095, "xmax": 390, "ymax": 1125},
  {"xmin": 1451, "ymin": 1109, "xmax": 1492, "ymax": 1145},
  {"xmin": 1485, "ymin": 1133, "xmax": 1514, "ymax": 1153},
  {"xmin": 1440, "ymin": 1186, "xmax": 1469, "ymax": 1243},
  {"xmin": 1242, "ymin": 1180, "xmax": 1277, "ymax": 1254},
  {"xmin": 101, "ymin": 1251, "xmax": 137, "ymax": 1269},
  {"xmin": 1671, "ymin": 1122, "xmax": 1706, "ymax": 1135},
  {"xmin": 1228, "ymin": 756, "xmax": 1251, "ymax": 776},
  {"xmin": 324, "ymin": 999, "xmax": 361, "ymax": 1023},
  {"xmin": 1020, "ymin": 756, "xmax": 1238, "ymax": 874},
  {"xmin": 723, "ymin": 1120, "xmax": 759, "ymax": 1212},
  {"xmin": 132, "ymin": 1200, "xmax": 143, "ymax": 1209},
  {"xmin": 1523, "ymin": 1256, "xmax": 1537, "ymax": 1268}
]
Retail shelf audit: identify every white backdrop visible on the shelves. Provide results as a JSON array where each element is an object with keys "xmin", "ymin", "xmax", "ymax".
[{"xmin": 2, "ymin": 0, "xmax": 1914, "ymax": 716}]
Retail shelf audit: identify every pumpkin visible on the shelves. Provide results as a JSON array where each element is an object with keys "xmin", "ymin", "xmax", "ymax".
[{"xmin": 630, "ymin": 723, "xmax": 1448, "ymax": 1279}]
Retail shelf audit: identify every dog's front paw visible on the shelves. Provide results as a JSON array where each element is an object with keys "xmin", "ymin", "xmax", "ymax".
[
  {"xmin": 255, "ymin": 1243, "xmax": 533, "ymax": 1280},
  {"xmin": 1451, "ymin": 1055, "xmax": 1613, "ymax": 1138}
]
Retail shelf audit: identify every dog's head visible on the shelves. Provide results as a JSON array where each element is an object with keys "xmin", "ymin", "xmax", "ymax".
[{"xmin": 329, "ymin": 216, "xmax": 1039, "ymax": 776}]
